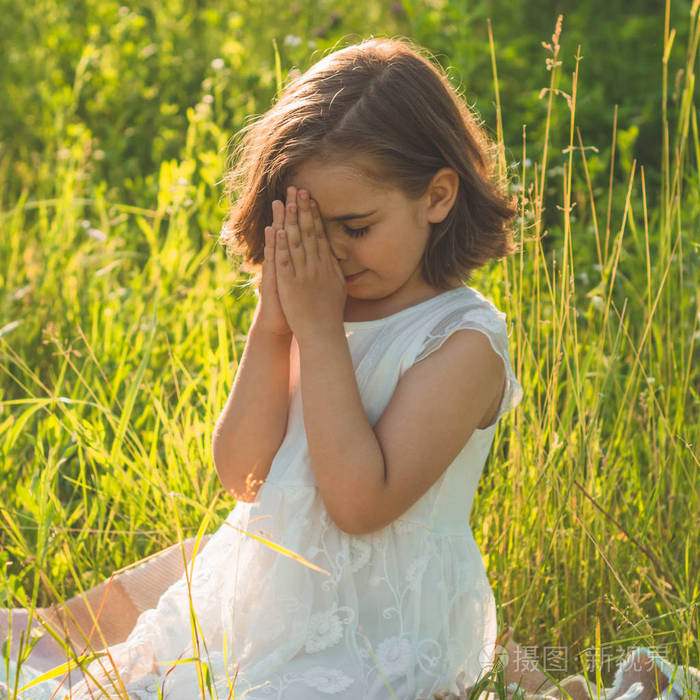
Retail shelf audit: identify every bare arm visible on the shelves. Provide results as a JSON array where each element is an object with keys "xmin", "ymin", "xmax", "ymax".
[
  {"xmin": 296, "ymin": 324, "xmax": 504, "ymax": 535},
  {"xmin": 212, "ymin": 307, "xmax": 294, "ymax": 501}
]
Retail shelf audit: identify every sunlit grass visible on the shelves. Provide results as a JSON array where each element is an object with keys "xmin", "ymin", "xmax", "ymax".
[{"xmin": 1, "ymin": 1, "xmax": 699, "ymax": 698}]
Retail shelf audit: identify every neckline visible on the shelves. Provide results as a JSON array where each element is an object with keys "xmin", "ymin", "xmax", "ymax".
[{"xmin": 343, "ymin": 286, "xmax": 469, "ymax": 328}]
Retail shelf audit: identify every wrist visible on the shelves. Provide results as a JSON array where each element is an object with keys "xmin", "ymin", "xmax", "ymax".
[
  {"xmin": 296, "ymin": 322, "xmax": 346, "ymax": 356},
  {"xmin": 249, "ymin": 316, "xmax": 294, "ymax": 343}
]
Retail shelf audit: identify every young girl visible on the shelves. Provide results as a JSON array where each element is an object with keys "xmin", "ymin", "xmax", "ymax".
[
  {"xmin": 4, "ymin": 33, "xmax": 698, "ymax": 700},
  {"xmin": 3, "ymin": 37, "xmax": 526, "ymax": 699}
]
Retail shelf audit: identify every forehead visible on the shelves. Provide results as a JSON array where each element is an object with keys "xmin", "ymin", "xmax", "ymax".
[{"xmin": 287, "ymin": 158, "xmax": 389, "ymax": 215}]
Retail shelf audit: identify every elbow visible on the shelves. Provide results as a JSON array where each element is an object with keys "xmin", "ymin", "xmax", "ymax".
[
  {"xmin": 211, "ymin": 444, "xmax": 242, "ymax": 497},
  {"xmin": 212, "ymin": 455, "xmax": 235, "ymax": 495},
  {"xmin": 324, "ymin": 453, "xmax": 387, "ymax": 536},
  {"xmin": 333, "ymin": 512, "xmax": 382, "ymax": 536},
  {"xmin": 211, "ymin": 440, "xmax": 230, "ymax": 490},
  {"xmin": 323, "ymin": 497, "xmax": 365, "ymax": 536},
  {"xmin": 212, "ymin": 448, "xmax": 268, "ymax": 503},
  {"xmin": 331, "ymin": 512, "xmax": 365, "ymax": 536},
  {"xmin": 326, "ymin": 485, "xmax": 384, "ymax": 536}
]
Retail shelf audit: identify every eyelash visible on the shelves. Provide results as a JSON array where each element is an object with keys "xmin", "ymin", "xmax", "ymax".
[{"xmin": 344, "ymin": 225, "xmax": 369, "ymax": 238}]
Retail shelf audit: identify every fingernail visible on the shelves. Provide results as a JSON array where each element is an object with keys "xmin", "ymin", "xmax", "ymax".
[{"xmin": 299, "ymin": 190, "xmax": 308, "ymax": 199}]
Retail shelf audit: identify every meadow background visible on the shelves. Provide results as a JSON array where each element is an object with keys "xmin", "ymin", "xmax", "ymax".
[{"xmin": 1, "ymin": 0, "xmax": 698, "ymax": 696}]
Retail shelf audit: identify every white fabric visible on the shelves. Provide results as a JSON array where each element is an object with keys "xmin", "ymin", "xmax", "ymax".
[{"xmin": 4, "ymin": 285, "xmax": 523, "ymax": 699}]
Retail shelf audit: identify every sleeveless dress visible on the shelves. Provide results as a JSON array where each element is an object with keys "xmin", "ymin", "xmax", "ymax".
[{"xmin": 5, "ymin": 284, "xmax": 523, "ymax": 699}]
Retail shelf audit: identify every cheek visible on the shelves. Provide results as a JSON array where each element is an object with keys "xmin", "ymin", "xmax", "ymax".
[{"xmin": 414, "ymin": 205, "xmax": 427, "ymax": 229}]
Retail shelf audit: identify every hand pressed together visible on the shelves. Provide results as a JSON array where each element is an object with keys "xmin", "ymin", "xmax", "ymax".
[
  {"xmin": 273, "ymin": 185, "xmax": 347, "ymax": 342},
  {"xmin": 256, "ymin": 198, "xmax": 293, "ymax": 337}
]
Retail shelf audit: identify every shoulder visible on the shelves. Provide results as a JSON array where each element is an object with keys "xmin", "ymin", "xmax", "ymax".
[
  {"xmin": 407, "ymin": 326, "xmax": 505, "ymax": 408},
  {"xmin": 382, "ymin": 324, "xmax": 506, "ymax": 441}
]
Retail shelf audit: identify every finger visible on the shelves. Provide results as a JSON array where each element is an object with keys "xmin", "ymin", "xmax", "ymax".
[
  {"xmin": 284, "ymin": 186, "xmax": 305, "ymax": 272},
  {"xmin": 310, "ymin": 198, "xmax": 326, "ymax": 242},
  {"xmin": 275, "ymin": 228, "xmax": 295, "ymax": 278},
  {"xmin": 271, "ymin": 199, "xmax": 285, "ymax": 232},
  {"xmin": 310, "ymin": 198, "xmax": 334, "ymax": 260},
  {"xmin": 263, "ymin": 226, "xmax": 277, "ymax": 287},
  {"xmin": 297, "ymin": 189, "xmax": 319, "ymax": 262},
  {"xmin": 264, "ymin": 226, "xmax": 274, "ymax": 263}
]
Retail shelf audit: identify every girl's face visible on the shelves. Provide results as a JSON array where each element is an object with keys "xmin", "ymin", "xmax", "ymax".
[{"xmin": 287, "ymin": 156, "xmax": 460, "ymax": 319}]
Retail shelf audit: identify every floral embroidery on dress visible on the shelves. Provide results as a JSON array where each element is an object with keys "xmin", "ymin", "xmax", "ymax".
[
  {"xmin": 348, "ymin": 538, "xmax": 372, "ymax": 573},
  {"xmin": 405, "ymin": 555, "xmax": 430, "ymax": 591},
  {"xmin": 370, "ymin": 532, "xmax": 388, "ymax": 552},
  {"xmin": 304, "ymin": 609, "xmax": 344, "ymax": 653},
  {"xmin": 392, "ymin": 518, "xmax": 417, "ymax": 534},
  {"xmin": 302, "ymin": 665, "xmax": 355, "ymax": 693},
  {"xmin": 375, "ymin": 636, "xmax": 415, "ymax": 679},
  {"xmin": 416, "ymin": 637, "xmax": 444, "ymax": 672}
]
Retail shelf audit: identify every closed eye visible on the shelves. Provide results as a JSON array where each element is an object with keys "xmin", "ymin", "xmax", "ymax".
[{"xmin": 344, "ymin": 225, "xmax": 369, "ymax": 238}]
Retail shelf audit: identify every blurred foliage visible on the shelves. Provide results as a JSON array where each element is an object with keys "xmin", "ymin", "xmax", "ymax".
[{"xmin": 1, "ymin": 0, "xmax": 695, "ymax": 213}]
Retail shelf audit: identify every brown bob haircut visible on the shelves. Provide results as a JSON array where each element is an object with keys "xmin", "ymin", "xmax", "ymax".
[{"xmin": 218, "ymin": 36, "xmax": 519, "ymax": 291}]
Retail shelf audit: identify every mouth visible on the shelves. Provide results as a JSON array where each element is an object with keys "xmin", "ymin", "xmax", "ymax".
[{"xmin": 344, "ymin": 270, "xmax": 366, "ymax": 282}]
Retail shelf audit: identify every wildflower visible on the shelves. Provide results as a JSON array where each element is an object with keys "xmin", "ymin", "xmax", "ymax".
[
  {"xmin": 211, "ymin": 58, "xmax": 224, "ymax": 70},
  {"xmin": 590, "ymin": 295, "xmax": 604, "ymax": 311},
  {"xmin": 12, "ymin": 284, "xmax": 32, "ymax": 300},
  {"xmin": 87, "ymin": 227, "xmax": 107, "ymax": 242},
  {"xmin": 0, "ymin": 320, "xmax": 22, "ymax": 337}
]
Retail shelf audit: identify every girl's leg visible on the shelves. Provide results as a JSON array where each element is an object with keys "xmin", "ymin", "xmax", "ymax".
[{"xmin": 1, "ymin": 535, "xmax": 212, "ymax": 666}]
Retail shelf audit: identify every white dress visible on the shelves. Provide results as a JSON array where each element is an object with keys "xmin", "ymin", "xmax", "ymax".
[{"xmin": 5, "ymin": 285, "xmax": 523, "ymax": 700}]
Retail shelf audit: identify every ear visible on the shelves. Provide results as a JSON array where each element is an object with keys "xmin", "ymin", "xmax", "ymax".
[{"xmin": 425, "ymin": 168, "xmax": 459, "ymax": 225}]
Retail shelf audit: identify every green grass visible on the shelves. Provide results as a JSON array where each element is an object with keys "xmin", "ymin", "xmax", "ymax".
[{"xmin": 1, "ymin": 1, "xmax": 699, "ymax": 698}]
